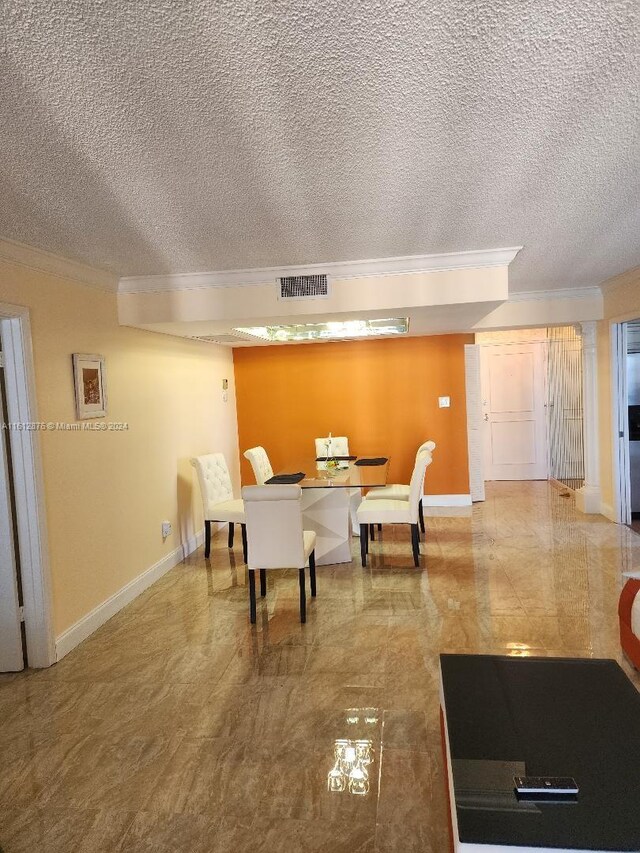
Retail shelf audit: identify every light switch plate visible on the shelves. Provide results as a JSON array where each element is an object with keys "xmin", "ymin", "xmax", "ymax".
[{"xmin": 439, "ymin": 396, "xmax": 451, "ymax": 408}]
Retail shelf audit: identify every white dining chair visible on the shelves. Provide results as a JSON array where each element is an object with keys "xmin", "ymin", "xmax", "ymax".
[
  {"xmin": 314, "ymin": 435, "xmax": 351, "ymax": 458},
  {"xmin": 241, "ymin": 484, "xmax": 317, "ymax": 623},
  {"xmin": 314, "ymin": 435, "xmax": 361, "ymax": 536},
  {"xmin": 191, "ymin": 453, "xmax": 246, "ymax": 561},
  {"xmin": 243, "ymin": 446, "xmax": 274, "ymax": 485},
  {"xmin": 356, "ymin": 450, "xmax": 433, "ymax": 568},
  {"xmin": 364, "ymin": 440, "xmax": 436, "ymax": 535}
]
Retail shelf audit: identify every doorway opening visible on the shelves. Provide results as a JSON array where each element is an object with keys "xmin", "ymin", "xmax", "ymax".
[{"xmin": 475, "ymin": 327, "xmax": 586, "ymax": 490}]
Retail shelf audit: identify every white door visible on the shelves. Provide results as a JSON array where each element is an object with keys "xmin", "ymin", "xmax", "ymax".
[
  {"xmin": 0, "ymin": 361, "xmax": 24, "ymax": 671},
  {"xmin": 480, "ymin": 343, "xmax": 548, "ymax": 481}
]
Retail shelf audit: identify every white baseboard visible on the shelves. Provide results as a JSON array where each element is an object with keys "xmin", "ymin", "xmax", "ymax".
[
  {"xmin": 423, "ymin": 494, "xmax": 472, "ymax": 507},
  {"xmin": 55, "ymin": 529, "xmax": 204, "ymax": 661},
  {"xmin": 182, "ymin": 528, "xmax": 205, "ymax": 560},
  {"xmin": 575, "ymin": 484, "xmax": 602, "ymax": 515},
  {"xmin": 600, "ymin": 502, "xmax": 617, "ymax": 523}
]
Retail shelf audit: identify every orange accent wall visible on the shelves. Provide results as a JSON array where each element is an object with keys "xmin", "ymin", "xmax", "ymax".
[{"xmin": 233, "ymin": 334, "xmax": 473, "ymax": 495}]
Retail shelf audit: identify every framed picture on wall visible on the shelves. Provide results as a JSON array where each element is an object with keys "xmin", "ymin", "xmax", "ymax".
[{"xmin": 72, "ymin": 353, "xmax": 107, "ymax": 419}]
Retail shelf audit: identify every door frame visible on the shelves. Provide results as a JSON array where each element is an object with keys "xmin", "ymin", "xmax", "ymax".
[
  {"xmin": 0, "ymin": 301, "xmax": 55, "ymax": 667},
  {"xmin": 612, "ymin": 321, "xmax": 631, "ymax": 525}
]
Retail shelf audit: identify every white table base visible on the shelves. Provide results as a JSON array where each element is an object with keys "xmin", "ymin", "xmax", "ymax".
[{"xmin": 301, "ymin": 488, "xmax": 352, "ymax": 566}]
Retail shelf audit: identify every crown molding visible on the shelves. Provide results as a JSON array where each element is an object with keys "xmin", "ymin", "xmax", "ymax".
[
  {"xmin": 118, "ymin": 246, "xmax": 523, "ymax": 295},
  {"xmin": 508, "ymin": 286, "xmax": 602, "ymax": 303},
  {"xmin": 0, "ymin": 237, "xmax": 118, "ymax": 293}
]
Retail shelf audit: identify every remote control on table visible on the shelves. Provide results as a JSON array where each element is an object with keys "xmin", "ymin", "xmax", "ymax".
[{"xmin": 514, "ymin": 776, "xmax": 579, "ymax": 796}]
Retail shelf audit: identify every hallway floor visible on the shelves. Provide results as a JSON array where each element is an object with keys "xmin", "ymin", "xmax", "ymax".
[{"xmin": 1, "ymin": 482, "xmax": 640, "ymax": 853}]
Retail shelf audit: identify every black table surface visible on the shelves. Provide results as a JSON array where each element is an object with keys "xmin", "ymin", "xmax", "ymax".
[{"xmin": 440, "ymin": 654, "xmax": 640, "ymax": 851}]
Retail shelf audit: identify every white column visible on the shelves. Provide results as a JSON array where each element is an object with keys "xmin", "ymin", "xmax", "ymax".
[
  {"xmin": 464, "ymin": 344, "xmax": 485, "ymax": 502},
  {"xmin": 575, "ymin": 321, "xmax": 601, "ymax": 514}
]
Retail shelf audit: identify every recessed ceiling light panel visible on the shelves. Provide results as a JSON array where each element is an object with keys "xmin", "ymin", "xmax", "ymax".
[{"xmin": 234, "ymin": 318, "xmax": 409, "ymax": 343}]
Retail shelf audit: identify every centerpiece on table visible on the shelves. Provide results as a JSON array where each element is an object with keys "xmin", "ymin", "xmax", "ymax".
[{"xmin": 324, "ymin": 432, "xmax": 339, "ymax": 476}]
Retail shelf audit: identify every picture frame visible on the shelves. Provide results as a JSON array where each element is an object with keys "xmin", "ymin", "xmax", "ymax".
[{"xmin": 72, "ymin": 353, "xmax": 107, "ymax": 419}]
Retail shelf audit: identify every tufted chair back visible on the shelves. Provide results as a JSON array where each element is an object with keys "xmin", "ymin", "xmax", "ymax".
[
  {"xmin": 190, "ymin": 453, "xmax": 234, "ymax": 509},
  {"xmin": 242, "ymin": 485, "xmax": 305, "ymax": 569},
  {"xmin": 314, "ymin": 435, "xmax": 350, "ymax": 458},
  {"xmin": 243, "ymin": 446, "xmax": 274, "ymax": 485}
]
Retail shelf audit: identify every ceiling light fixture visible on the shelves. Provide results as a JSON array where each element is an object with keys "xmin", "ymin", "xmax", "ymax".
[{"xmin": 235, "ymin": 318, "xmax": 409, "ymax": 343}]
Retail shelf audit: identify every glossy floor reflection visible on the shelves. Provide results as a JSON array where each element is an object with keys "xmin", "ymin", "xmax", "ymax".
[{"xmin": 1, "ymin": 482, "xmax": 640, "ymax": 852}]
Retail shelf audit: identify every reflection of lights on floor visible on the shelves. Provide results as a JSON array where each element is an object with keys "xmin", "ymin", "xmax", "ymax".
[
  {"xmin": 507, "ymin": 643, "xmax": 531, "ymax": 657},
  {"xmin": 328, "ymin": 738, "xmax": 373, "ymax": 795},
  {"xmin": 327, "ymin": 710, "xmax": 378, "ymax": 796}
]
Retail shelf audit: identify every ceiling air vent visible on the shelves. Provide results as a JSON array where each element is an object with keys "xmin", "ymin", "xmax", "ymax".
[{"xmin": 278, "ymin": 274, "xmax": 329, "ymax": 300}]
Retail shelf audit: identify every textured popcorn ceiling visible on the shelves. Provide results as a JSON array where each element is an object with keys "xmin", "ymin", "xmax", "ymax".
[{"xmin": 0, "ymin": 0, "xmax": 638, "ymax": 292}]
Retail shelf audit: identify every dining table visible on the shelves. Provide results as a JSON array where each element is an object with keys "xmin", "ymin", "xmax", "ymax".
[{"xmin": 273, "ymin": 456, "xmax": 390, "ymax": 566}]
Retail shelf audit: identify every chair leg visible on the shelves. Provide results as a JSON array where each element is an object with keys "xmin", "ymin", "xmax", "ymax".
[
  {"xmin": 411, "ymin": 524, "xmax": 420, "ymax": 567},
  {"xmin": 204, "ymin": 520, "xmax": 211, "ymax": 558},
  {"xmin": 360, "ymin": 524, "xmax": 368, "ymax": 567},
  {"xmin": 260, "ymin": 568, "xmax": 267, "ymax": 597},
  {"xmin": 378, "ymin": 523, "xmax": 382, "ymax": 531},
  {"xmin": 309, "ymin": 550, "xmax": 317, "ymax": 597},
  {"xmin": 241, "ymin": 523, "xmax": 247, "ymax": 563},
  {"xmin": 249, "ymin": 569, "xmax": 256, "ymax": 623},
  {"xmin": 419, "ymin": 499, "xmax": 425, "ymax": 534},
  {"xmin": 370, "ymin": 523, "xmax": 375, "ymax": 541},
  {"xmin": 298, "ymin": 568, "xmax": 307, "ymax": 623},
  {"xmin": 228, "ymin": 522, "xmax": 235, "ymax": 549}
]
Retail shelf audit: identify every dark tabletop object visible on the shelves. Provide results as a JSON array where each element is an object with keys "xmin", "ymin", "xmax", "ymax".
[
  {"xmin": 314, "ymin": 455, "xmax": 357, "ymax": 462},
  {"xmin": 440, "ymin": 654, "xmax": 640, "ymax": 851},
  {"xmin": 354, "ymin": 457, "xmax": 388, "ymax": 466},
  {"xmin": 265, "ymin": 472, "xmax": 305, "ymax": 484}
]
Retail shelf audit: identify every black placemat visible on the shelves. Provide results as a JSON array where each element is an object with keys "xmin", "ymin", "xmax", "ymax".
[
  {"xmin": 315, "ymin": 455, "xmax": 356, "ymax": 462},
  {"xmin": 355, "ymin": 457, "xmax": 388, "ymax": 466},
  {"xmin": 265, "ymin": 472, "xmax": 305, "ymax": 484}
]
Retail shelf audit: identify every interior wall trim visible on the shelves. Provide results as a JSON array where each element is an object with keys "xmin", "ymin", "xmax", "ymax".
[
  {"xmin": 508, "ymin": 286, "xmax": 603, "ymax": 303},
  {"xmin": 600, "ymin": 502, "xmax": 617, "ymax": 522},
  {"xmin": 0, "ymin": 237, "xmax": 118, "ymax": 293},
  {"xmin": 55, "ymin": 528, "xmax": 207, "ymax": 661},
  {"xmin": 118, "ymin": 246, "xmax": 523, "ymax": 294},
  {"xmin": 423, "ymin": 494, "xmax": 472, "ymax": 507}
]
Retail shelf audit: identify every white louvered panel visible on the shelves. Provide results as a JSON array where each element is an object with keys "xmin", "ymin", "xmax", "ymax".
[{"xmin": 465, "ymin": 344, "xmax": 485, "ymax": 502}]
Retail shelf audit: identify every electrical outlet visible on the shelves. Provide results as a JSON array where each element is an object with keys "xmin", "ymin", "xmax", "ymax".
[
  {"xmin": 162, "ymin": 521, "xmax": 172, "ymax": 538},
  {"xmin": 438, "ymin": 396, "xmax": 451, "ymax": 408}
]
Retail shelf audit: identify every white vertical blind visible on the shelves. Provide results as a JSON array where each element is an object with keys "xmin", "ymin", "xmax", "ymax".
[{"xmin": 547, "ymin": 326, "xmax": 584, "ymax": 487}]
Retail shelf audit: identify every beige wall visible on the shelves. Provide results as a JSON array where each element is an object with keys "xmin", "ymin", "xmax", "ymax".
[
  {"xmin": 602, "ymin": 267, "xmax": 640, "ymax": 323},
  {"xmin": 0, "ymin": 257, "xmax": 239, "ymax": 637},
  {"xmin": 598, "ymin": 267, "xmax": 640, "ymax": 516}
]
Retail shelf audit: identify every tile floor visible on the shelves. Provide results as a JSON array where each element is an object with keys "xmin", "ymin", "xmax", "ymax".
[{"xmin": 1, "ymin": 482, "xmax": 640, "ymax": 852}]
